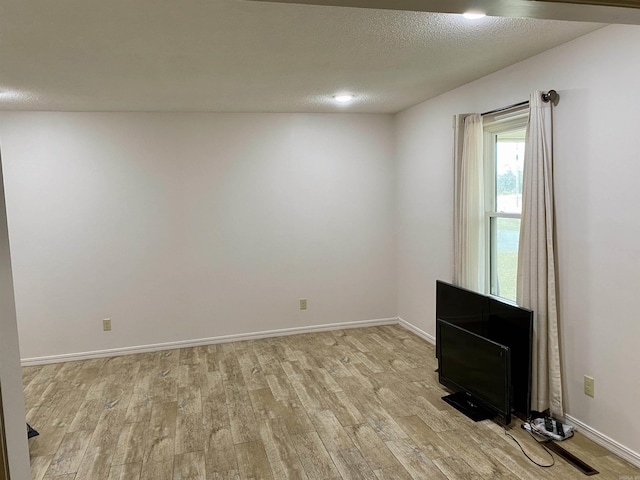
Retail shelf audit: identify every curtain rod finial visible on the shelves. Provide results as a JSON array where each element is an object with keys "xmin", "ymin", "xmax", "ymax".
[{"xmin": 542, "ymin": 90, "xmax": 559, "ymax": 106}]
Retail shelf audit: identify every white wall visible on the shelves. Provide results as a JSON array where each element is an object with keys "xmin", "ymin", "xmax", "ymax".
[
  {"xmin": 0, "ymin": 157, "xmax": 31, "ymax": 479},
  {"xmin": 396, "ymin": 24, "xmax": 640, "ymax": 456},
  {"xmin": 0, "ymin": 112, "xmax": 397, "ymax": 360}
]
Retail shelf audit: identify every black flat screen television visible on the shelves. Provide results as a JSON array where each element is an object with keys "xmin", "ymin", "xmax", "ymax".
[
  {"xmin": 436, "ymin": 280, "xmax": 533, "ymax": 421},
  {"xmin": 438, "ymin": 319, "xmax": 512, "ymax": 424}
]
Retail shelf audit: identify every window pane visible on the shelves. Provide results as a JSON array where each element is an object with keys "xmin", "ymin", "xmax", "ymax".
[
  {"xmin": 495, "ymin": 131, "xmax": 525, "ymax": 214},
  {"xmin": 490, "ymin": 217, "xmax": 520, "ymax": 301}
]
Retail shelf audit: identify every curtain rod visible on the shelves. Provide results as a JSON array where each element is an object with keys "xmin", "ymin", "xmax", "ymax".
[
  {"xmin": 481, "ymin": 90, "xmax": 559, "ymax": 117},
  {"xmin": 481, "ymin": 101, "xmax": 528, "ymax": 117}
]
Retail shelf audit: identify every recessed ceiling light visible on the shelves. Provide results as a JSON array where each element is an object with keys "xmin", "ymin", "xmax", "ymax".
[
  {"xmin": 0, "ymin": 88, "xmax": 24, "ymax": 100},
  {"xmin": 462, "ymin": 12, "xmax": 486, "ymax": 20},
  {"xmin": 0, "ymin": 88, "xmax": 34, "ymax": 104},
  {"xmin": 333, "ymin": 94, "xmax": 354, "ymax": 104}
]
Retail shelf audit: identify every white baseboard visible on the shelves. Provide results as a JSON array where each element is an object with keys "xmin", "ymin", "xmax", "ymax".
[
  {"xmin": 397, "ymin": 317, "xmax": 435, "ymax": 345},
  {"xmin": 20, "ymin": 317, "xmax": 399, "ymax": 366},
  {"xmin": 564, "ymin": 414, "xmax": 640, "ymax": 468}
]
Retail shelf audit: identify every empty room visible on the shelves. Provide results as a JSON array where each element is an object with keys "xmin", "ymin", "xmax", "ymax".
[{"xmin": 1, "ymin": 0, "xmax": 640, "ymax": 479}]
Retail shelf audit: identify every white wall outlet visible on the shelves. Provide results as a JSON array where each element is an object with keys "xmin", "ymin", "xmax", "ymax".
[
  {"xmin": 103, "ymin": 318, "xmax": 112, "ymax": 332},
  {"xmin": 299, "ymin": 298, "xmax": 307, "ymax": 310},
  {"xmin": 584, "ymin": 375, "xmax": 594, "ymax": 397}
]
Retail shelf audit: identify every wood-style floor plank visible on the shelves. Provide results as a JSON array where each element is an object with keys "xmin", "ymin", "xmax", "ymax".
[
  {"xmin": 292, "ymin": 431, "xmax": 342, "ymax": 480},
  {"xmin": 112, "ymin": 422, "xmax": 149, "ymax": 467},
  {"xmin": 258, "ymin": 418, "xmax": 308, "ymax": 480},
  {"xmin": 139, "ymin": 459, "xmax": 173, "ymax": 480},
  {"xmin": 235, "ymin": 441, "xmax": 274, "ymax": 480},
  {"xmin": 143, "ymin": 401, "xmax": 177, "ymax": 466},
  {"xmin": 173, "ymin": 451, "xmax": 207, "ymax": 480},
  {"xmin": 44, "ymin": 429, "xmax": 93, "ymax": 477},
  {"xmin": 23, "ymin": 325, "xmax": 640, "ymax": 480},
  {"xmin": 74, "ymin": 446, "xmax": 113, "ymax": 480},
  {"xmin": 107, "ymin": 461, "xmax": 143, "ymax": 480}
]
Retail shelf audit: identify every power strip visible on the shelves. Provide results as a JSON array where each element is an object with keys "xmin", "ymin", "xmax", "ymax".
[{"xmin": 523, "ymin": 418, "xmax": 574, "ymax": 441}]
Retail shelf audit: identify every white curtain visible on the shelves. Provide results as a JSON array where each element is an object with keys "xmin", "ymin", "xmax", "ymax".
[
  {"xmin": 453, "ymin": 114, "xmax": 484, "ymax": 291},
  {"xmin": 517, "ymin": 91, "xmax": 563, "ymax": 416}
]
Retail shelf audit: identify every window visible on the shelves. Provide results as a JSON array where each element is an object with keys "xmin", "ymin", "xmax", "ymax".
[{"xmin": 483, "ymin": 112, "xmax": 527, "ymax": 301}]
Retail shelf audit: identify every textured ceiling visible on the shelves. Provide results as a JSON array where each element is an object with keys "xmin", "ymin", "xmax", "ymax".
[{"xmin": 0, "ymin": 0, "xmax": 603, "ymax": 113}]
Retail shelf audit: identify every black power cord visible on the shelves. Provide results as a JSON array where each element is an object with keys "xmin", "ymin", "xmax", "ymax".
[{"xmin": 502, "ymin": 422, "xmax": 555, "ymax": 468}]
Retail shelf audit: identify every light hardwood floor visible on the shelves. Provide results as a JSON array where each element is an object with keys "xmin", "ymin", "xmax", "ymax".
[{"xmin": 23, "ymin": 325, "xmax": 640, "ymax": 479}]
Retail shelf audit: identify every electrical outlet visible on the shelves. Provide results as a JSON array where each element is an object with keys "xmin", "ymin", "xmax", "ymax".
[
  {"xmin": 103, "ymin": 318, "xmax": 112, "ymax": 332},
  {"xmin": 299, "ymin": 298, "xmax": 307, "ymax": 310},
  {"xmin": 584, "ymin": 375, "xmax": 594, "ymax": 397}
]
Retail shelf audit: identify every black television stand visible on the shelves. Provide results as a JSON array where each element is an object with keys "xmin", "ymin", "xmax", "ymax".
[{"xmin": 442, "ymin": 392, "xmax": 495, "ymax": 422}]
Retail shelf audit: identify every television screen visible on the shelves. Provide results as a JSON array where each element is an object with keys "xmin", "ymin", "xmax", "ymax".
[
  {"xmin": 436, "ymin": 280, "xmax": 487, "ymax": 336},
  {"xmin": 438, "ymin": 318, "xmax": 511, "ymax": 423}
]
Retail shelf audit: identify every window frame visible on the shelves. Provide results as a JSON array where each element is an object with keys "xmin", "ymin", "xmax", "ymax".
[{"xmin": 482, "ymin": 111, "xmax": 528, "ymax": 300}]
